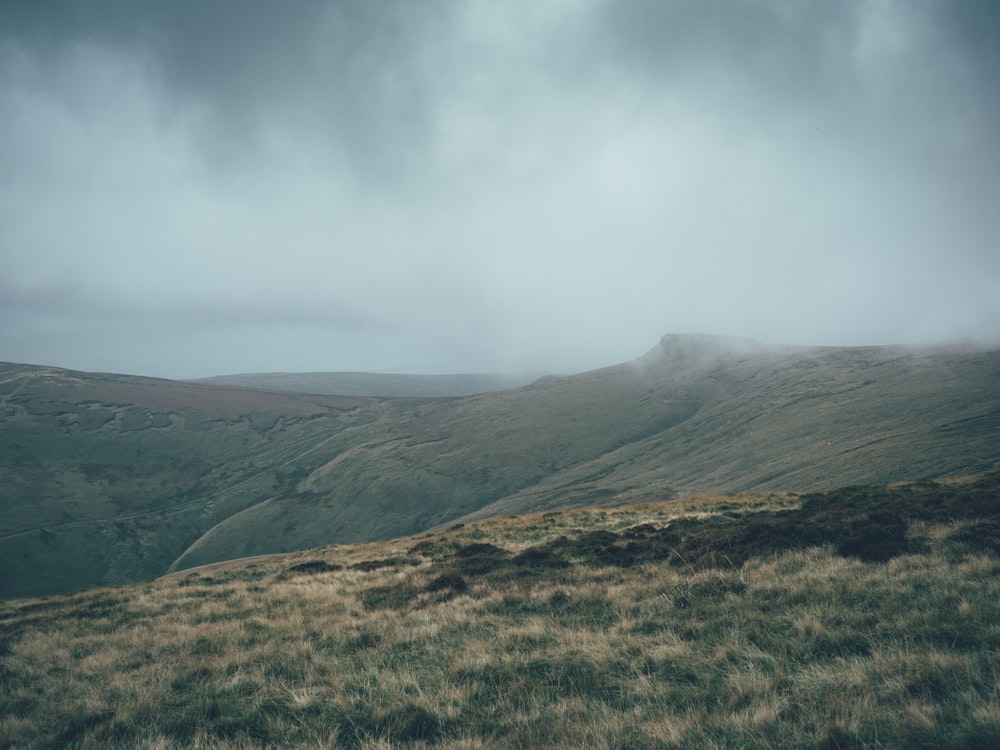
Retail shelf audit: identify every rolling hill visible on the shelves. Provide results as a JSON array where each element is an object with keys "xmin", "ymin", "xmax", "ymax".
[
  {"xmin": 189, "ymin": 371, "xmax": 537, "ymax": 397},
  {"xmin": 2, "ymin": 334, "xmax": 999, "ymax": 599}
]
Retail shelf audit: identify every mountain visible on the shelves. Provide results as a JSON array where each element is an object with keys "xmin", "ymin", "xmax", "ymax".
[
  {"xmin": 2, "ymin": 334, "xmax": 998, "ymax": 599},
  {"xmin": 189, "ymin": 371, "xmax": 538, "ymax": 397}
]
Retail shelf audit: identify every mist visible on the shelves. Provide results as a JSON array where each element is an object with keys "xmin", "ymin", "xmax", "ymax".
[{"xmin": 2, "ymin": 0, "xmax": 998, "ymax": 378}]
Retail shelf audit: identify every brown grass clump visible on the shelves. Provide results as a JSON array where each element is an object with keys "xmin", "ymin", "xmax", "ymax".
[{"xmin": 2, "ymin": 476, "xmax": 999, "ymax": 748}]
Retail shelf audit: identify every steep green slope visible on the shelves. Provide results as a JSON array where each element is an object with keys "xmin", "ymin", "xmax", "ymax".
[
  {"xmin": 0, "ymin": 364, "xmax": 385, "ymax": 598},
  {"xmin": 173, "ymin": 336, "xmax": 1000, "ymax": 569},
  {"xmin": 167, "ymin": 362, "xmax": 703, "ymax": 570},
  {"xmin": 456, "ymin": 338, "xmax": 1000, "ymax": 521}
]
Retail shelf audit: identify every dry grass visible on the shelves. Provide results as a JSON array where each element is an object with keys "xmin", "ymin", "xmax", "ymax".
[{"xmin": 2, "ymin": 486, "xmax": 999, "ymax": 749}]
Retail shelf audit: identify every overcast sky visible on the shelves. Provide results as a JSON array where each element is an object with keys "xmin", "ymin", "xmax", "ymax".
[{"xmin": 2, "ymin": 1, "xmax": 998, "ymax": 378}]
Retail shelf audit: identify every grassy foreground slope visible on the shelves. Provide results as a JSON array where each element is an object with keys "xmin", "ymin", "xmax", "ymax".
[{"xmin": 1, "ymin": 474, "xmax": 998, "ymax": 749}]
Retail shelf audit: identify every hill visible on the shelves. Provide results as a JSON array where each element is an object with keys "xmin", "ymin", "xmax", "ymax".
[
  {"xmin": 189, "ymin": 371, "xmax": 537, "ymax": 397},
  {"xmin": 2, "ymin": 334, "xmax": 999, "ymax": 599},
  {"xmin": 1, "ymin": 474, "xmax": 998, "ymax": 748},
  {"xmin": 0, "ymin": 365, "xmax": 382, "ymax": 598}
]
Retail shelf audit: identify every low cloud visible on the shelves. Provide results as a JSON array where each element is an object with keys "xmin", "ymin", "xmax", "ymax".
[{"xmin": 2, "ymin": 0, "xmax": 998, "ymax": 377}]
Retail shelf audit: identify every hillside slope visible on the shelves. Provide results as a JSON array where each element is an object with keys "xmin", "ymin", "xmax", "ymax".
[
  {"xmin": 0, "ymin": 365, "xmax": 386, "ymax": 598},
  {"xmin": 2, "ymin": 475, "xmax": 998, "ymax": 748},
  {"xmin": 190, "ymin": 371, "xmax": 536, "ymax": 397},
  {"xmin": 172, "ymin": 335, "xmax": 1000, "ymax": 569},
  {"xmin": 3, "ymin": 334, "xmax": 999, "ymax": 598},
  {"xmin": 452, "ymin": 336, "xmax": 1000, "ymax": 523}
]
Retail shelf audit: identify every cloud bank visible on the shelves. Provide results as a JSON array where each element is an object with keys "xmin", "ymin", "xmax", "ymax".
[{"xmin": 2, "ymin": 0, "xmax": 998, "ymax": 377}]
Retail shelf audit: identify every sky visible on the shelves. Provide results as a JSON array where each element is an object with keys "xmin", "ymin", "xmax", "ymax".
[{"xmin": 1, "ymin": 0, "xmax": 998, "ymax": 378}]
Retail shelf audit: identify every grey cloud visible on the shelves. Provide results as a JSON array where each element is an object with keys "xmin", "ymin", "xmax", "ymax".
[
  {"xmin": 1, "ymin": 1, "xmax": 998, "ymax": 378},
  {"xmin": 585, "ymin": 0, "xmax": 854, "ymax": 101},
  {"xmin": 0, "ymin": 0, "xmax": 456, "ymax": 178}
]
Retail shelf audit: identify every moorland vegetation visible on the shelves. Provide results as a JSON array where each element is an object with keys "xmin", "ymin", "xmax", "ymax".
[
  {"xmin": 2, "ymin": 474, "xmax": 998, "ymax": 749},
  {"xmin": 4, "ymin": 335, "xmax": 999, "ymax": 599}
]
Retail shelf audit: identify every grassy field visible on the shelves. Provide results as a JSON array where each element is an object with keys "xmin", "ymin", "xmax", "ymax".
[{"xmin": 2, "ymin": 475, "xmax": 998, "ymax": 749}]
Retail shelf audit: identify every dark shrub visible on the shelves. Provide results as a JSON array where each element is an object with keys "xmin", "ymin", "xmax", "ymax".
[
  {"xmin": 382, "ymin": 703, "xmax": 444, "ymax": 743},
  {"xmin": 359, "ymin": 583, "xmax": 421, "ymax": 610},
  {"xmin": 835, "ymin": 512, "xmax": 910, "ymax": 563},
  {"xmin": 408, "ymin": 539, "xmax": 439, "ymax": 556},
  {"xmin": 289, "ymin": 559, "xmax": 342, "ymax": 574},
  {"xmin": 540, "ymin": 530, "xmax": 630, "ymax": 568},
  {"xmin": 512, "ymin": 546, "xmax": 571, "ymax": 570},
  {"xmin": 425, "ymin": 573, "xmax": 468, "ymax": 593},
  {"xmin": 452, "ymin": 543, "xmax": 510, "ymax": 575},
  {"xmin": 350, "ymin": 557, "xmax": 419, "ymax": 572},
  {"xmin": 623, "ymin": 523, "xmax": 658, "ymax": 539},
  {"xmin": 455, "ymin": 542, "xmax": 508, "ymax": 558},
  {"xmin": 949, "ymin": 519, "xmax": 1000, "ymax": 554}
]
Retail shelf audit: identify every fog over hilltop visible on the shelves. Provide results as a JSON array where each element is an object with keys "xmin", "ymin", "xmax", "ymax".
[{"xmin": 2, "ymin": 1, "xmax": 998, "ymax": 378}]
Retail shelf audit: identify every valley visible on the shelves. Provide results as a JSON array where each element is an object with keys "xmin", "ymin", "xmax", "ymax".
[{"xmin": 2, "ymin": 334, "xmax": 998, "ymax": 599}]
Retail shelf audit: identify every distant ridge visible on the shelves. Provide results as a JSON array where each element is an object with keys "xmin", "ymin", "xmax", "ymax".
[
  {"xmin": 189, "ymin": 371, "xmax": 537, "ymax": 397},
  {"xmin": 637, "ymin": 333, "xmax": 785, "ymax": 367}
]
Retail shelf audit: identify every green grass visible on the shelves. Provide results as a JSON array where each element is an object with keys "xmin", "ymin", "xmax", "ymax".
[{"xmin": 1, "ymin": 476, "xmax": 999, "ymax": 748}]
